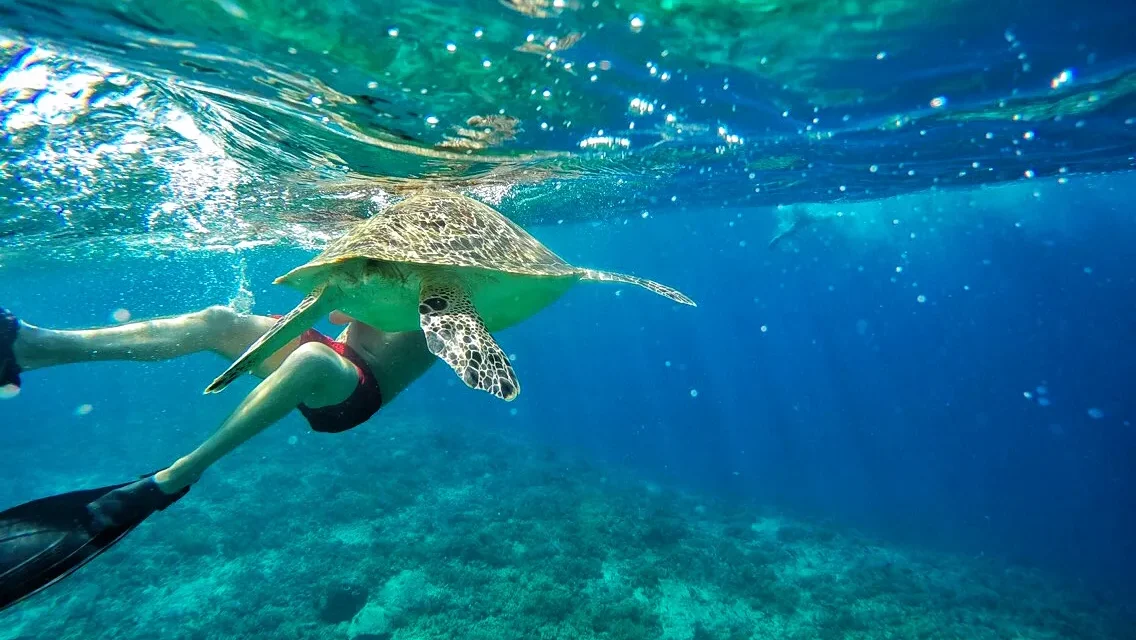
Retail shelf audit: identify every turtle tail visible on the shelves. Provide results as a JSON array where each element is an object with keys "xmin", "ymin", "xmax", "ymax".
[
  {"xmin": 204, "ymin": 285, "xmax": 339, "ymax": 394},
  {"xmin": 579, "ymin": 269, "xmax": 696, "ymax": 307}
]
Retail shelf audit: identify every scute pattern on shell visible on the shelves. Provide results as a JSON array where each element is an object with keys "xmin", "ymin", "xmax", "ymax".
[{"xmin": 307, "ymin": 190, "xmax": 580, "ymax": 277}]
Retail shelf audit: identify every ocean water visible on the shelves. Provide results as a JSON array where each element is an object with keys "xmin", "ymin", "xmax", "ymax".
[{"xmin": 1, "ymin": 1, "xmax": 1135, "ymax": 639}]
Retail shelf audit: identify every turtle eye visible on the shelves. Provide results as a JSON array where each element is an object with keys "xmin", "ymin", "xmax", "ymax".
[{"xmin": 423, "ymin": 297, "xmax": 448, "ymax": 312}]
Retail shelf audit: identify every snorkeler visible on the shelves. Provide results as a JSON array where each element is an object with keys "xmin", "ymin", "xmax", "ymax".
[
  {"xmin": 767, "ymin": 204, "xmax": 817, "ymax": 250},
  {"xmin": 0, "ymin": 304, "xmax": 436, "ymax": 611}
]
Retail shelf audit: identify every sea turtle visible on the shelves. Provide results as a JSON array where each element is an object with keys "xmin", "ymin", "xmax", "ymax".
[{"xmin": 204, "ymin": 189, "xmax": 696, "ymax": 401}]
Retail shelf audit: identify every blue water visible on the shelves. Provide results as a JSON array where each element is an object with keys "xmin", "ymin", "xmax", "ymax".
[
  {"xmin": 5, "ymin": 175, "xmax": 1135, "ymax": 606},
  {"xmin": 2, "ymin": 0, "xmax": 1136, "ymax": 637}
]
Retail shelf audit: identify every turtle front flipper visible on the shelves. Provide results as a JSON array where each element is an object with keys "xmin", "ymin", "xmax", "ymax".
[
  {"xmin": 418, "ymin": 278, "xmax": 519, "ymax": 402},
  {"xmin": 205, "ymin": 285, "xmax": 340, "ymax": 394}
]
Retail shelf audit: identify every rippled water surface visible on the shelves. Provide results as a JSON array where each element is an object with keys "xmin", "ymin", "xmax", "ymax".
[{"xmin": 1, "ymin": 0, "xmax": 1134, "ymax": 259}]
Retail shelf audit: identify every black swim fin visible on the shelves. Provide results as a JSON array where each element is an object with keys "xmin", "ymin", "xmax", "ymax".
[
  {"xmin": 0, "ymin": 307, "xmax": 20, "ymax": 389},
  {"xmin": 0, "ymin": 475, "xmax": 188, "ymax": 613}
]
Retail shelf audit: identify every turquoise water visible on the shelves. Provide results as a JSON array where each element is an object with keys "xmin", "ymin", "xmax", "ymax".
[{"xmin": 1, "ymin": 1, "xmax": 1135, "ymax": 638}]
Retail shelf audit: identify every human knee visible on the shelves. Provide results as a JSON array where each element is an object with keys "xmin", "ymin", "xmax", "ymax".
[
  {"xmin": 195, "ymin": 305, "xmax": 239, "ymax": 334},
  {"xmin": 280, "ymin": 342, "xmax": 355, "ymax": 404},
  {"xmin": 281, "ymin": 342, "xmax": 342, "ymax": 379},
  {"xmin": 287, "ymin": 340, "xmax": 334, "ymax": 361}
]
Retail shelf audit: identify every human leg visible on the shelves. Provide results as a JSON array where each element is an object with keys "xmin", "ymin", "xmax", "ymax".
[
  {"xmin": 0, "ymin": 343, "xmax": 354, "ymax": 611},
  {"xmin": 0, "ymin": 317, "xmax": 364, "ymax": 612},
  {"xmin": 153, "ymin": 341, "xmax": 359, "ymax": 492},
  {"xmin": 4, "ymin": 305, "xmax": 295, "ymax": 377}
]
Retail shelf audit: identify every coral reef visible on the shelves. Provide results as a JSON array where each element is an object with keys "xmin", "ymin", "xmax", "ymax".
[
  {"xmin": 319, "ymin": 583, "xmax": 369, "ymax": 624},
  {"xmin": 0, "ymin": 417, "xmax": 1129, "ymax": 639}
]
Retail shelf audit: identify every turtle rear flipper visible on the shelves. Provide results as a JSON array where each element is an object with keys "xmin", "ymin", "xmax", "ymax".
[
  {"xmin": 418, "ymin": 278, "xmax": 519, "ymax": 401},
  {"xmin": 579, "ymin": 269, "xmax": 696, "ymax": 306},
  {"xmin": 205, "ymin": 285, "xmax": 339, "ymax": 394}
]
